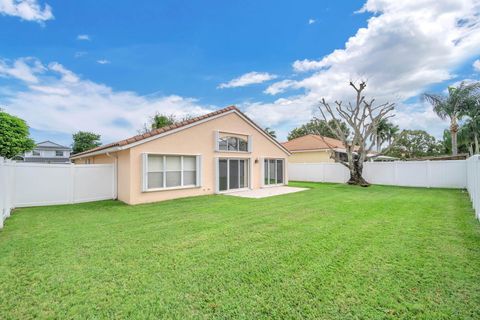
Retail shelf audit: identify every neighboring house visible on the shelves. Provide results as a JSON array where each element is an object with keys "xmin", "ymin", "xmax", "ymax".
[
  {"xmin": 21, "ymin": 141, "xmax": 71, "ymax": 163},
  {"xmin": 70, "ymin": 106, "xmax": 291, "ymax": 205},
  {"xmin": 282, "ymin": 134, "xmax": 349, "ymax": 163}
]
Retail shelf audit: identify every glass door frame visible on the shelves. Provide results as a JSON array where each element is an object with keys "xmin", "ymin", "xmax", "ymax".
[
  {"xmin": 216, "ymin": 157, "xmax": 251, "ymax": 193},
  {"xmin": 263, "ymin": 158, "xmax": 285, "ymax": 187}
]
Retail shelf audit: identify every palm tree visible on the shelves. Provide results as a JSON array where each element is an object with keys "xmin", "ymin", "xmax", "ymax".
[
  {"xmin": 264, "ymin": 127, "xmax": 277, "ymax": 138},
  {"xmin": 463, "ymin": 97, "xmax": 480, "ymax": 154},
  {"xmin": 423, "ymin": 82, "xmax": 480, "ymax": 155},
  {"xmin": 373, "ymin": 120, "xmax": 399, "ymax": 152}
]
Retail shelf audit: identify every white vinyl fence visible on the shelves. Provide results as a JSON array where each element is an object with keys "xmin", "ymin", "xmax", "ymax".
[
  {"xmin": 289, "ymin": 160, "xmax": 467, "ymax": 188},
  {"xmin": 466, "ymin": 155, "xmax": 480, "ymax": 219},
  {"xmin": 0, "ymin": 158, "xmax": 116, "ymax": 228}
]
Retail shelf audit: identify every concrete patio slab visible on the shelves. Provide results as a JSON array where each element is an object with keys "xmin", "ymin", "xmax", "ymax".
[{"xmin": 225, "ymin": 186, "xmax": 308, "ymax": 199}]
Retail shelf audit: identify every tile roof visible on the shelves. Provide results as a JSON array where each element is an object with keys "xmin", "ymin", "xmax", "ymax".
[
  {"xmin": 71, "ymin": 105, "xmax": 290, "ymax": 158},
  {"xmin": 281, "ymin": 134, "xmax": 346, "ymax": 152}
]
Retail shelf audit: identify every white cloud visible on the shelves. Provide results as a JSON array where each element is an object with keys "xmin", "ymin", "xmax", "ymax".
[
  {"xmin": 308, "ymin": 18, "xmax": 316, "ymax": 25},
  {"xmin": 76, "ymin": 34, "xmax": 90, "ymax": 41},
  {"xmin": 248, "ymin": 0, "xmax": 480, "ymax": 139},
  {"xmin": 0, "ymin": 57, "xmax": 45, "ymax": 83},
  {"xmin": 474, "ymin": 59, "xmax": 480, "ymax": 72},
  {"xmin": 0, "ymin": 0, "xmax": 53, "ymax": 23},
  {"xmin": 0, "ymin": 58, "xmax": 216, "ymax": 143},
  {"xmin": 48, "ymin": 62, "xmax": 79, "ymax": 83},
  {"xmin": 96, "ymin": 59, "xmax": 110, "ymax": 65},
  {"xmin": 292, "ymin": 59, "xmax": 326, "ymax": 72},
  {"xmin": 264, "ymin": 80, "xmax": 299, "ymax": 95},
  {"xmin": 218, "ymin": 72, "xmax": 277, "ymax": 89}
]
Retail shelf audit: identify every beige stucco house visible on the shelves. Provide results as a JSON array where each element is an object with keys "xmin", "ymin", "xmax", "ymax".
[
  {"xmin": 282, "ymin": 134, "xmax": 348, "ymax": 163},
  {"xmin": 71, "ymin": 106, "xmax": 290, "ymax": 205}
]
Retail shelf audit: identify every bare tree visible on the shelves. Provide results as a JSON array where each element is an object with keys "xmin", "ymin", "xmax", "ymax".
[{"xmin": 316, "ymin": 81, "xmax": 395, "ymax": 186}]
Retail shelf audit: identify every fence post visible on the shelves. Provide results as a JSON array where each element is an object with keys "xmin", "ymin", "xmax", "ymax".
[
  {"xmin": 69, "ymin": 164, "xmax": 75, "ymax": 204},
  {"xmin": 0, "ymin": 157, "xmax": 4, "ymax": 229},
  {"xmin": 394, "ymin": 161, "xmax": 398, "ymax": 185},
  {"xmin": 426, "ymin": 160, "xmax": 431, "ymax": 188}
]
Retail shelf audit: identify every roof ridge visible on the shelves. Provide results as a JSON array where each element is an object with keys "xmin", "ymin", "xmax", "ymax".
[{"xmin": 70, "ymin": 105, "xmax": 249, "ymax": 158}]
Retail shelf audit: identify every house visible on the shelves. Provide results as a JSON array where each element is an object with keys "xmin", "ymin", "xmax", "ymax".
[
  {"xmin": 21, "ymin": 141, "xmax": 71, "ymax": 163},
  {"xmin": 70, "ymin": 106, "xmax": 291, "ymax": 205},
  {"xmin": 282, "ymin": 134, "xmax": 349, "ymax": 163}
]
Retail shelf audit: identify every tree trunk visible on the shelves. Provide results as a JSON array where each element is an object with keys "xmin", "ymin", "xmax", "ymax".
[
  {"xmin": 450, "ymin": 118, "xmax": 459, "ymax": 156},
  {"xmin": 376, "ymin": 135, "xmax": 381, "ymax": 153},
  {"xmin": 475, "ymin": 132, "xmax": 479, "ymax": 155},
  {"xmin": 346, "ymin": 160, "xmax": 370, "ymax": 187}
]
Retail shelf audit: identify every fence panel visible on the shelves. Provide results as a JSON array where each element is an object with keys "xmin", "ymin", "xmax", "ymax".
[
  {"xmin": 0, "ymin": 162, "xmax": 115, "ymax": 228},
  {"xmin": 13, "ymin": 163, "xmax": 72, "ymax": 207},
  {"xmin": 288, "ymin": 163, "xmax": 349, "ymax": 183},
  {"xmin": 73, "ymin": 164, "xmax": 116, "ymax": 203},
  {"xmin": 466, "ymin": 155, "xmax": 480, "ymax": 219}
]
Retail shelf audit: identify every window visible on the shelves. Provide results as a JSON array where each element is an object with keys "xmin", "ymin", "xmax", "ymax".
[
  {"xmin": 32, "ymin": 150, "xmax": 40, "ymax": 156},
  {"xmin": 264, "ymin": 159, "xmax": 284, "ymax": 186},
  {"xmin": 55, "ymin": 150, "xmax": 63, "ymax": 157},
  {"xmin": 143, "ymin": 154, "xmax": 200, "ymax": 191},
  {"xmin": 218, "ymin": 136, "xmax": 249, "ymax": 152}
]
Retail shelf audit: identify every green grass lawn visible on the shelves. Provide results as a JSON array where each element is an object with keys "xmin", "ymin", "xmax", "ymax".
[{"xmin": 1, "ymin": 182, "xmax": 479, "ymax": 319}]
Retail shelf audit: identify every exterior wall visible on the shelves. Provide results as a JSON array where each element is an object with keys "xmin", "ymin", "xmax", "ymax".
[
  {"xmin": 288, "ymin": 150, "xmax": 334, "ymax": 163},
  {"xmin": 124, "ymin": 112, "xmax": 289, "ymax": 204},
  {"xmin": 73, "ymin": 153, "xmax": 115, "ymax": 165},
  {"xmin": 116, "ymin": 150, "xmax": 131, "ymax": 204}
]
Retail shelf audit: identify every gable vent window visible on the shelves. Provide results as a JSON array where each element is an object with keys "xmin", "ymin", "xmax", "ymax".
[
  {"xmin": 142, "ymin": 154, "xmax": 202, "ymax": 192},
  {"xmin": 218, "ymin": 136, "xmax": 249, "ymax": 152}
]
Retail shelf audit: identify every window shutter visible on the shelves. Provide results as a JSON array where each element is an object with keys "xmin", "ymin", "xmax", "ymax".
[
  {"xmin": 196, "ymin": 155, "xmax": 202, "ymax": 187},
  {"xmin": 247, "ymin": 135, "xmax": 253, "ymax": 152},
  {"xmin": 142, "ymin": 153, "xmax": 148, "ymax": 192},
  {"xmin": 214, "ymin": 130, "xmax": 219, "ymax": 151},
  {"xmin": 260, "ymin": 157, "xmax": 265, "ymax": 187},
  {"xmin": 214, "ymin": 157, "xmax": 220, "ymax": 193}
]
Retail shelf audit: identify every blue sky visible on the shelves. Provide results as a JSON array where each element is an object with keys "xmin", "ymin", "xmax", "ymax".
[{"xmin": 1, "ymin": 0, "xmax": 480, "ymax": 146}]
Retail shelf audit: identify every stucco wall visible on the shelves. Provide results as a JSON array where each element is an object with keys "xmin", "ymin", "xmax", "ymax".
[
  {"xmin": 73, "ymin": 154, "xmax": 115, "ymax": 165},
  {"xmin": 288, "ymin": 150, "xmax": 334, "ymax": 163}
]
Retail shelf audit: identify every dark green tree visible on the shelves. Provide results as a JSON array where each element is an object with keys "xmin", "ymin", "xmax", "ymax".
[
  {"xmin": 372, "ymin": 119, "xmax": 399, "ymax": 152},
  {"xmin": 264, "ymin": 127, "xmax": 276, "ymax": 138},
  {"xmin": 139, "ymin": 113, "xmax": 185, "ymax": 134},
  {"xmin": 0, "ymin": 110, "xmax": 35, "ymax": 159},
  {"xmin": 386, "ymin": 130, "xmax": 443, "ymax": 159},
  {"xmin": 287, "ymin": 119, "xmax": 350, "ymax": 140},
  {"xmin": 72, "ymin": 131, "xmax": 101, "ymax": 154}
]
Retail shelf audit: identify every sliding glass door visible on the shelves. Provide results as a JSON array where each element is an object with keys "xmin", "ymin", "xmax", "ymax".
[
  {"xmin": 218, "ymin": 158, "xmax": 249, "ymax": 192},
  {"xmin": 264, "ymin": 159, "xmax": 284, "ymax": 186}
]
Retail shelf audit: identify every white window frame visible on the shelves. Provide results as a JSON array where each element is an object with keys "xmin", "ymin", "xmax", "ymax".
[
  {"xmin": 55, "ymin": 150, "xmax": 64, "ymax": 157},
  {"xmin": 142, "ymin": 153, "xmax": 202, "ymax": 192},
  {"xmin": 262, "ymin": 158, "xmax": 286, "ymax": 187},
  {"xmin": 215, "ymin": 157, "xmax": 251, "ymax": 193},
  {"xmin": 214, "ymin": 131, "xmax": 252, "ymax": 153}
]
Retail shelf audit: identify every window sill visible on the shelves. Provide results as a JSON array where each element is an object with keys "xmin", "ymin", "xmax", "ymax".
[
  {"xmin": 215, "ymin": 150, "xmax": 251, "ymax": 154},
  {"xmin": 143, "ymin": 185, "xmax": 200, "ymax": 193}
]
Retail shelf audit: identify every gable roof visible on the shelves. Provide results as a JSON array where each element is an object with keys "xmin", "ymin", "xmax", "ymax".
[
  {"xmin": 36, "ymin": 140, "xmax": 71, "ymax": 150},
  {"xmin": 281, "ymin": 134, "xmax": 345, "ymax": 152},
  {"xmin": 71, "ymin": 106, "xmax": 290, "ymax": 159}
]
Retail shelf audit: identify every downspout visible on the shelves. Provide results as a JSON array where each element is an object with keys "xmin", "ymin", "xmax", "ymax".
[{"xmin": 106, "ymin": 152, "xmax": 118, "ymax": 200}]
